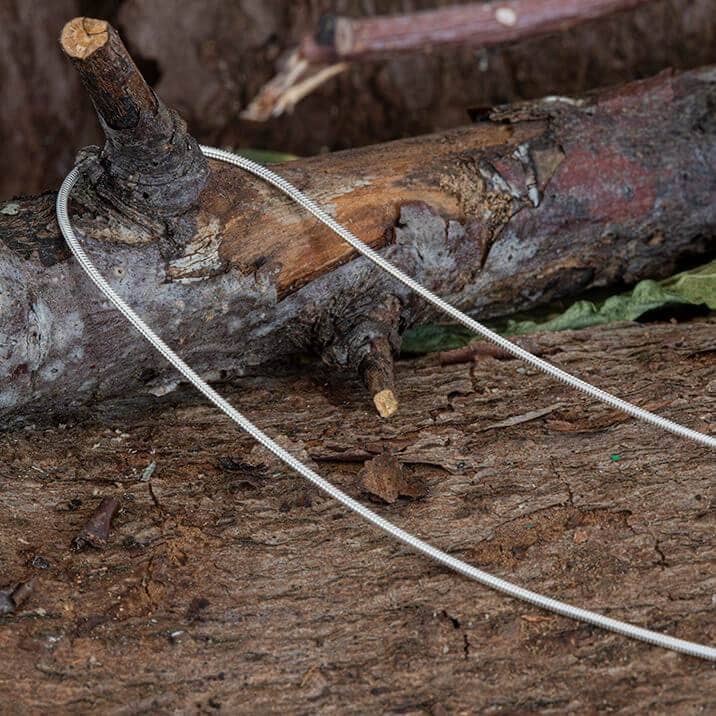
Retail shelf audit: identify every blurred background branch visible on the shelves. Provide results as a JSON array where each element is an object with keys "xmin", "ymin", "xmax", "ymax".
[{"xmin": 243, "ymin": 0, "xmax": 651, "ymax": 120}]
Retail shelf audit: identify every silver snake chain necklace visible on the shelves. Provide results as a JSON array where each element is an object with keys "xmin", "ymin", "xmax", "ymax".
[{"xmin": 56, "ymin": 145, "xmax": 716, "ymax": 661}]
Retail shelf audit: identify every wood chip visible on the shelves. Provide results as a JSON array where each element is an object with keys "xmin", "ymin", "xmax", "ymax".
[
  {"xmin": 574, "ymin": 529, "xmax": 589, "ymax": 544},
  {"xmin": 358, "ymin": 454, "xmax": 426, "ymax": 504},
  {"xmin": 521, "ymin": 613, "xmax": 553, "ymax": 623},
  {"xmin": 479, "ymin": 403, "xmax": 563, "ymax": 431}
]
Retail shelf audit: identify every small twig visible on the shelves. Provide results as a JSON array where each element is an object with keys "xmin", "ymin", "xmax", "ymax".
[
  {"xmin": 361, "ymin": 335, "xmax": 399, "ymax": 419},
  {"xmin": 437, "ymin": 339, "xmax": 544, "ymax": 365},
  {"xmin": 244, "ymin": 0, "xmax": 649, "ymax": 120},
  {"xmin": 241, "ymin": 48, "xmax": 348, "ymax": 121},
  {"xmin": 311, "ymin": 450, "xmax": 375, "ymax": 463},
  {"xmin": 439, "ymin": 342, "xmax": 514, "ymax": 365},
  {"xmin": 478, "ymin": 402, "xmax": 563, "ymax": 432},
  {"xmin": 271, "ymin": 62, "xmax": 349, "ymax": 117},
  {"xmin": 73, "ymin": 496, "xmax": 120, "ymax": 550}
]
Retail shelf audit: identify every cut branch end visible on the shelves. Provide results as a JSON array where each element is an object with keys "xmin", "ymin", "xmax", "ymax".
[
  {"xmin": 361, "ymin": 335, "xmax": 399, "ymax": 419},
  {"xmin": 60, "ymin": 17, "xmax": 108, "ymax": 60},
  {"xmin": 373, "ymin": 388, "xmax": 399, "ymax": 419}
]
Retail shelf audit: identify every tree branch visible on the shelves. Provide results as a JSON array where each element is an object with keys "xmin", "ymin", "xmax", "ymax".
[
  {"xmin": 362, "ymin": 336, "xmax": 399, "ymax": 419},
  {"xmin": 60, "ymin": 17, "xmax": 208, "ymax": 219},
  {"xmin": 243, "ymin": 0, "xmax": 650, "ymax": 120},
  {"xmin": 61, "ymin": 17, "xmax": 158, "ymax": 131}
]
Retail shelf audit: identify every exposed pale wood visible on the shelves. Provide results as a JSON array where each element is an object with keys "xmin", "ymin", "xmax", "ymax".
[
  {"xmin": 60, "ymin": 17, "xmax": 108, "ymax": 60},
  {"xmin": 363, "ymin": 335, "xmax": 399, "ymax": 418},
  {"xmin": 210, "ymin": 120, "xmax": 529, "ymax": 295}
]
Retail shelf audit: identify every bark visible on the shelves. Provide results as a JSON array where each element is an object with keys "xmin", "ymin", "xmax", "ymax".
[
  {"xmin": 60, "ymin": 17, "xmax": 209, "ymax": 220},
  {"xmin": 309, "ymin": 0, "xmax": 651, "ymax": 60},
  {"xmin": 1, "ymin": 60, "xmax": 715, "ymax": 423},
  {"xmin": 0, "ymin": 320, "xmax": 714, "ymax": 712},
  {"xmin": 3, "ymin": 0, "xmax": 716, "ymax": 198}
]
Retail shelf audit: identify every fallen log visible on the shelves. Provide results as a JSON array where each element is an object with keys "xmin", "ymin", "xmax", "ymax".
[
  {"xmin": 5, "ymin": 0, "xmax": 716, "ymax": 199},
  {"xmin": 0, "ymin": 17, "xmax": 714, "ymax": 424}
]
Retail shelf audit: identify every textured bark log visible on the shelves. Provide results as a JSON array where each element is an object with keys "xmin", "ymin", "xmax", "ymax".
[
  {"xmin": 1, "ymin": 65, "xmax": 715, "ymax": 423},
  {"xmin": 0, "ymin": 320, "xmax": 713, "ymax": 711},
  {"xmin": 301, "ymin": 0, "xmax": 651, "ymax": 62}
]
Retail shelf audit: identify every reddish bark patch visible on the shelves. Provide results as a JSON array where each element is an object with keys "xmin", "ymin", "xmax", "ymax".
[{"xmin": 552, "ymin": 148, "xmax": 656, "ymax": 224}]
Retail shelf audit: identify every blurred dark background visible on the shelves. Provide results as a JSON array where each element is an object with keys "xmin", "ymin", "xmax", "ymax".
[{"xmin": 2, "ymin": 0, "xmax": 715, "ymax": 199}]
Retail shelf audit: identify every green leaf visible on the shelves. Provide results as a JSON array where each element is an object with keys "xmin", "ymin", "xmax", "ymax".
[
  {"xmin": 234, "ymin": 148, "xmax": 299, "ymax": 165},
  {"xmin": 504, "ymin": 279, "xmax": 698, "ymax": 335},
  {"xmin": 400, "ymin": 324, "xmax": 474, "ymax": 355},
  {"xmin": 401, "ymin": 260, "xmax": 716, "ymax": 355},
  {"xmin": 659, "ymin": 260, "xmax": 716, "ymax": 309}
]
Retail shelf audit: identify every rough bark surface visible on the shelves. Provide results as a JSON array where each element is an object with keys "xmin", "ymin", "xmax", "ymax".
[
  {"xmin": 3, "ymin": 0, "xmax": 716, "ymax": 197},
  {"xmin": 0, "ymin": 320, "xmax": 714, "ymax": 713},
  {"xmin": 2, "ymin": 67, "xmax": 715, "ymax": 423}
]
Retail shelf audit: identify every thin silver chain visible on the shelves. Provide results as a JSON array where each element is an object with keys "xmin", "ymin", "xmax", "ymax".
[{"xmin": 56, "ymin": 148, "xmax": 715, "ymax": 661}]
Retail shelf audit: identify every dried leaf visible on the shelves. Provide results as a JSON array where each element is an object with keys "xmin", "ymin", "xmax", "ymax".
[{"xmin": 358, "ymin": 454, "xmax": 426, "ymax": 504}]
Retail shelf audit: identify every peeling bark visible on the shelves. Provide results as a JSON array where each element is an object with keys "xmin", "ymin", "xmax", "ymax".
[{"xmin": 0, "ymin": 61, "xmax": 715, "ymax": 422}]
